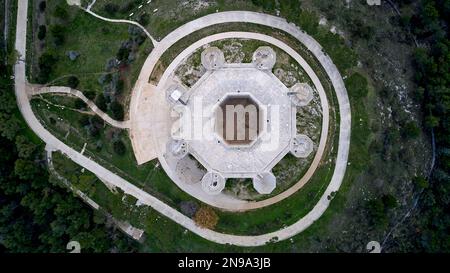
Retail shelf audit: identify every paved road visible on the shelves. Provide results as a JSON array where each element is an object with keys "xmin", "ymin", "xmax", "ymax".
[
  {"xmin": 31, "ymin": 85, "xmax": 130, "ymax": 129},
  {"xmin": 154, "ymin": 31, "xmax": 330, "ymax": 210},
  {"xmin": 15, "ymin": 0, "xmax": 351, "ymax": 247}
]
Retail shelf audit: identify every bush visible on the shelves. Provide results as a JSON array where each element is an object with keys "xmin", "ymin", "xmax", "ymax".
[
  {"xmin": 252, "ymin": 0, "xmax": 276, "ymax": 12},
  {"xmin": 345, "ymin": 72, "xmax": 369, "ymax": 99},
  {"xmin": 67, "ymin": 76, "xmax": 80, "ymax": 89},
  {"xmin": 116, "ymin": 79, "xmax": 124, "ymax": 95},
  {"xmin": 37, "ymin": 25, "xmax": 46, "ymax": 40},
  {"xmin": 382, "ymin": 194, "xmax": 398, "ymax": 209},
  {"xmin": 138, "ymin": 14, "xmax": 150, "ymax": 25},
  {"xmin": 366, "ymin": 199, "xmax": 387, "ymax": 227},
  {"xmin": 37, "ymin": 51, "xmax": 57, "ymax": 83},
  {"xmin": 110, "ymin": 101, "xmax": 124, "ymax": 120},
  {"xmin": 414, "ymin": 175, "xmax": 429, "ymax": 189},
  {"xmin": 50, "ymin": 25, "xmax": 66, "ymax": 46},
  {"xmin": 401, "ymin": 121, "xmax": 421, "ymax": 139},
  {"xmin": 74, "ymin": 98, "xmax": 85, "ymax": 110},
  {"xmin": 39, "ymin": 1, "xmax": 46, "ymax": 12},
  {"xmin": 194, "ymin": 207, "xmax": 219, "ymax": 229},
  {"xmin": 53, "ymin": 4, "xmax": 68, "ymax": 19},
  {"xmin": 83, "ymin": 91, "xmax": 96, "ymax": 100},
  {"xmin": 104, "ymin": 3, "xmax": 119, "ymax": 15},
  {"xmin": 78, "ymin": 115, "xmax": 90, "ymax": 127},
  {"xmin": 117, "ymin": 46, "xmax": 130, "ymax": 62},
  {"xmin": 95, "ymin": 95, "xmax": 107, "ymax": 112},
  {"xmin": 180, "ymin": 201, "xmax": 199, "ymax": 218},
  {"xmin": 90, "ymin": 115, "xmax": 104, "ymax": 129},
  {"xmin": 113, "ymin": 140, "xmax": 126, "ymax": 156}
]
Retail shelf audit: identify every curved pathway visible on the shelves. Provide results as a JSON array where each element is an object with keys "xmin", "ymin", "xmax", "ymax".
[
  {"xmin": 15, "ymin": 0, "xmax": 350, "ymax": 247},
  {"xmin": 81, "ymin": 8, "xmax": 158, "ymax": 46},
  {"xmin": 30, "ymin": 85, "xmax": 130, "ymax": 129},
  {"xmin": 154, "ymin": 32, "xmax": 330, "ymax": 211}
]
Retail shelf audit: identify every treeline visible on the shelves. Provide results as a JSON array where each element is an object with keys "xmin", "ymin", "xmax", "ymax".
[
  {"xmin": 405, "ymin": 0, "xmax": 450, "ymax": 252},
  {"xmin": 0, "ymin": 53, "xmax": 136, "ymax": 252}
]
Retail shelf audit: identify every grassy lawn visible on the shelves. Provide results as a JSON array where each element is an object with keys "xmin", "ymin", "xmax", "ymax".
[
  {"xmin": 29, "ymin": 1, "xmax": 153, "ymax": 111},
  {"xmin": 91, "ymin": 0, "xmax": 264, "ymax": 40},
  {"xmin": 31, "ymin": 95, "xmax": 196, "ymax": 208}
]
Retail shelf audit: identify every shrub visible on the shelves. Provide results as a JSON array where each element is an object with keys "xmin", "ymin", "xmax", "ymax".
[
  {"xmin": 67, "ymin": 76, "xmax": 80, "ymax": 89},
  {"xmin": 83, "ymin": 91, "xmax": 96, "ymax": 100},
  {"xmin": 116, "ymin": 79, "xmax": 124, "ymax": 95},
  {"xmin": 74, "ymin": 98, "xmax": 85, "ymax": 110},
  {"xmin": 414, "ymin": 176, "xmax": 429, "ymax": 189},
  {"xmin": 50, "ymin": 25, "xmax": 66, "ymax": 46},
  {"xmin": 95, "ymin": 95, "xmax": 107, "ymax": 112},
  {"xmin": 401, "ymin": 121, "xmax": 421, "ymax": 139},
  {"xmin": 110, "ymin": 101, "xmax": 124, "ymax": 120},
  {"xmin": 104, "ymin": 3, "xmax": 119, "ymax": 15},
  {"xmin": 53, "ymin": 4, "xmax": 68, "ymax": 19},
  {"xmin": 194, "ymin": 207, "xmax": 219, "ymax": 229},
  {"xmin": 366, "ymin": 199, "xmax": 387, "ymax": 227},
  {"xmin": 37, "ymin": 25, "xmax": 46, "ymax": 40},
  {"xmin": 113, "ymin": 140, "xmax": 126, "ymax": 156},
  {"xmin": 345, "ymin": 72, "xmax": 369, "ymax": 99},
  {"xmin": 78, "ymin": 115, "xmax": 90, "ymax": 127},
  {"xmin": 39, "ymin": 1, "xmax": 46, "ymax": 12},
  {"xmin": 37, "ymin": 51, "xmax": 57, "ymax": 83},
  {"xmin": 382, "ymin": 194, "xmax": 398, "ymax": 209},
  {"xmin": 117, "ymin": 47, "xmax": 130, "ymax": 62},
  {"xmin": 180, "ymin": 201, "xmax": 199, "ymax": 218}
]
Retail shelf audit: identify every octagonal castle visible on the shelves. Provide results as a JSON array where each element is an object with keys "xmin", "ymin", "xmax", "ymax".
[{"xmin": 166, "ymin": 47, "xmax": 314, "ymax": 195}]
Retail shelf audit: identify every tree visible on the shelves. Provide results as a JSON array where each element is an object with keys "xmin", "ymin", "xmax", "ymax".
[
  {"xmin": 14, "ymin": 159, "xmax": 38, "ymax": 180},
  {"xmin": 83, "ymin": 91, "xmax": 96, "ymax": 100},
  {"xmin": 113, "ymin": 140, "xmax": 126, "ymax": 156},
  {"xmin": 366, "ymin": 199, "xmax": 387, "ymax": 228},
  {"xmin": 95, "ymin": 94, "xmax": 107, "ymax": 112},
  {"xmin": 382, "ymin": 194, "xmax": 398, "ymax": 209},
  {"xmin": 74, "ymin": 98, "xmax": 85, "ymax": 110},
  {"xmin": 50, "ymin": 25, "xmax": 66, "ymax": 46},
  {"xmin": 39, "ymin": 1, "xmax": 46, "ymax": 12},
  {"xmin": 0, "ymin": 115, "xmax": 22, "ymax": 140},
  {"xmin": 252, "ymin": 0, "xmax": 276, "ymax": 11},
  {"xmin": 280, "ymin": 0, "xmax": 302, "ymax": 22},
  {"xmin": 53, "ymin": 4, "xmax": 69, "ymax": 19},
  {"xmin": 104, "ymin": 3, "xmax": 119, "ymax": 15},
  {"xmin": 116, "ymin": 47, "xmax": 130, "ymax": 62},
  {"xmin": 401, "ymin": 121, "xmax": 421, "ymax": 139},
  {"xmin": 414, "ymin": 175, "xmax": 429, "ymax": 189},
  {"xmin": 15, "ymin": 135, "xmax": 37, "ymax": 159},
  {"xmin": 194, "ymin": 207, "xmax": 219, "ymax": 229},
  {"xmin": 37, "ymin": 51, "xmax": 58, "ymax": 83},
  {"xmin": 67, "ymin": 76, "xmax": 79, "ymax": 89},
  {"xmin": 116, "ymin": 79, "xmax": 124, "ymax": 95},
  {"xmin": 37, "ymin": 25, "xmax": 46, "ymax": 40},
  {"xmin": 180, "ymin": 201, "xmax": 198, "ymax": 217},
  {"xmin": 78, "ymin": 115, "xmax": 90, "ymax": 127},
  {"xmin": 345, "ymin": 72, "xmax": 369, "ymax": 99},
  {"xmin": 110, "ymin": 101, "xmax": 124, "ymax": 120}
]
